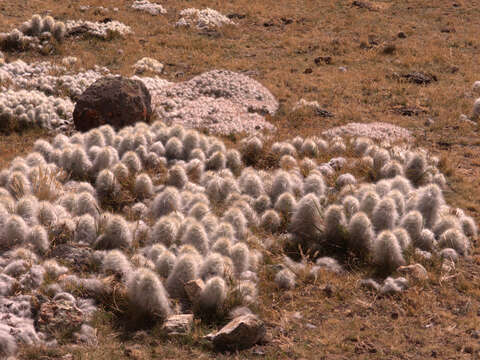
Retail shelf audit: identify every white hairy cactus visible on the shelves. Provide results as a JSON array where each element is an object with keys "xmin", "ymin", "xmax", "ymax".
[
  {"xmin": 373, "ymin": 230, "xmax": 406, "ymax": 273},
  {"xmin": 211, "ymin": 237, "xmax": 232, "ymax": 257},
  {"xmin": 95, "ymin": 169, "xmax": 118, "ymax": 201},
  {"xmin": 275, "ymin": 268, "xmax": 296, "ymax": 289},
  {"xmin": 199, "ymin": 252, "xmax": 229, "ymax": 280},
  {"xmin": 346, "ymin": 211, "xmax": 374, "ymax": 254},
  {"xmin": 230, "ymin": 242, "xmax": 250, "ymax": 275},
  {"xmin": 222, "ymin": 207, "xmax": 247, "ymax": 240},
  {"xmin": 274, "ymin": 192, "xmax": 296, "ymax": 218},
  {"xmin": 155, "ymin": 250, "xmax": 176, "ymax": 278},
  {"xmin": 198, "ymin": 276, "xmax": 227, "ymax": 312},
  {"xmin": 181, "ymin": 221, "xmax": 209, "ymax": 255},
  {"xmin": 27, "ymin": 225, "xmax": 49, "ymax": 254},
  {"xmin": 127, "ymin": 268, "xmax": 172, "ymax": 318},
  {"xmin": 166, "ymin": 165, "xmax": 188, "ymax": 189},
  {"xmin": 342, "ymin": 195, "xmax": 360, "ymax": 221},
  {"xmin": 416, "ymin": 184, "xmax": 443, "ymax": 229},
  {"xmin": 303, "ymin": 174, "xmax": 325, "ymax": 197},
  {"xmin": 134, "ymin": 173, "xmax": 154, "ymax": 200},
  {"xmin": 206, "ymin": 151, "xmax": 226, "ymax": 171},
  {"xmin": 359, "ymin": 191, "xmax": 380, "ymax": 218},
  {"xmin": 438, "ymin": 228, "xmax": 469, "ymax": 255},
  {"xmin": 74, "ymin": 214, "xmax": 97, "ymax": 245},
  {"xmin": 102, "ymin": 250, "xmax": 132, "ymax": 278},
  {"xmin": 404, "ymin": 153, "xmax": 426, "ymax": 185},
  {"xmin": 2, "ymin": 215, "xmax": 28, "ymax": 247},
  {"xmin": 372, "ymin": 197, "xmax": 398, "ymax": 231},
  {"xmin": 121, "ymin": 151, "xmax": 142, "ymax": 174},
  {"xmin": 290, "ymin": 193, "xmax": 322, "ymax": 240},
  {"xmin": 239, "ymin": 172, "xmax": 264, "ymax": 198},
  {"xmin": 151, "ymin": 187, "xmax": 182, "ymax": 217},
  {"xmin": 270, "ymin": 170, "xmax": 292, "ymax": 203},
  {"xmin": 261, "ymin": 209, "xmax": 282, "ymax": 233},
  {"xmin": 96, "ymin": 215, "xmax": 132, "ymax": 249},
  {"xmin": 165, "ymin": 137, "xmax": 184, "ymax": 160},
  {"xmin": 389, "ymin": 176, "xmax": 412, "ymax": 195},
  {"xmin": 400, "ymin": 210, "xmax": 423, "ymax": 248},
  {"xmin": 166, "ymin": 253, "xmax": 199, "ymax": 299}
]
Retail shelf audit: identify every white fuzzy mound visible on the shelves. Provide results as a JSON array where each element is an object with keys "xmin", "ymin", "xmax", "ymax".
[
  {"xmin": 66, "ymin": 20, "xmax": 132, "ymax": 39},
  {"xmin": 0, "ymin": 89, "xmax": 73, "ymax": 131},
  {"xmin": 323, "ymin": 122, "xmax": 412, "ymax": 143},
  {"xmin": 149, "ymin": 70, "xmax": 278, "ymax": 135},
  {"xmin": 132, "ymin": 0, "xmax": 167, "ymax": 15},
  {"xmin": 133, "ymin": 57, "xmax": 164, "ymax": 75},
  {"xmin": 176, "ymin": 8, "xmax": 234, "ymax": 30},
  {"xmin": 0, "ymin": 59, "xmax": 109, "ymax": 99}
]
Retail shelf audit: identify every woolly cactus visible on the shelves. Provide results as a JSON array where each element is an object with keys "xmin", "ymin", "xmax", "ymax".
[
  {"xmin": 151, "ymin": 187, "xmax": 181, "ymax": 218},
  {"xmin": 2, "ymin": 215, "xmax": 28, "ymax": 247},
  {"xmin": 275, "ymin": 268, "xmax": 296, "ymax": 290},
  {"xmin": 121, "ymin": 151, "xmax": 142, "ymax": 174},
  {"xmin": 372, "ymin": 197, "xmax": 398, "ymax": 231},
  {"xmin": 198, "ymin": 276, "xmax": 227, "ymax": 313},
  {"xmin": 27, "ymin": 225, "xmax": 49, "ymax": 254},
  {"xmin": 400, "ymin": 210, "xmax": 423, "ymax": 248},
  {"xmin": 95, "ymin": 215, "xmax": 132, "ymax": 249},
  {"xmin": 211, "ymin": 237, "xmax": 232, "ymax": 257},
  {"xmin": 180, "ymin": 221, "xmax": 209, "ymax": 255},
  {"xmin": 290, "ymin": 193, "xmax": 322, "ymax": 240},
  {"xmin": 74, "ymin": 214, "xmax": 97, "ymax": 245},
  {"xmin": 359, "ymin": 191, "xmax": 380, "ymax": 218},
  {"xmin": 127, "ymin": 268, "xmax": 172, "ymax": 318},
  {"xmin": 261, "ymin": 209, "xmax": 282, "ymax": 233},
  {"xmin": 165, "ymin": 137, "xmax": 184, "ymax": 160},
  {"xmin": 342, "ymin": 195, "xmax": 360, "ymax": 221},
  {"xmin": 347, "ymin": 212, "xmax": 375, "ymax": 258},
  {"xmin": 325, "ymin": 205, "xmax": 347, "ymax": 245},
  {"xmin": 155, "ymin": 250, "xmax": 176, "ymax": 278},
  {"xmin": 239, "ymin": 172, "xmax": 264, "ymax": 198},
  {"xmin": 304, "ymin": 174, "xmax": 325, "ymax": 197},
  {"xmin": 373, "ymin": 230, "xmax": 406, "ymax": 273},
  {"xmin": 270, "ymin": 170, "xmax": 292, "ymax": 203},
  {"xmin": 230, "ymin": 242, "xmax": 250, "ymax": 275},
  {"xmin": 241, "ymin": 136, "xmax": 263, "ymax": 165},
  {"xmin": 102, "ymin": 250, "xmax": 132, "ymax": 278},
  {"xmin": 200, "ymin": 252, "xmax": 229, "ymax": 280},
  {"xmin": 438, "ymin": 228, "xmax": 469, "ymax": 255},
  {"xmin": 166, "ymin": 253, "xmax": 199, "ymax": 299},
  {"xmin": 416, "ymin": 184, "xmax": 443, "ymax": 229},
  {"xmin": 405, "ymin": 153, "xmax": 426, "ymax": 185},
  {"xmin": 95, "ymin": 169, "xmax": 118, "ymax": 201},
  {"xmin": 134, "ymin": 173, "xmax": 154, "ymax": 200},
  {"xmin": 166, "ymin": 165, "xmax": 188, "ymax": 189},
  {"xmin": 274, "ymin": 192, "xmax": 296, "ymax": 218}
]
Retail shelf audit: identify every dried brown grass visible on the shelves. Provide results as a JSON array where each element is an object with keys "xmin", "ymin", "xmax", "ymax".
[{"xmin": 3, "ymin": 0, "xmax": 480, "ymax": 358}]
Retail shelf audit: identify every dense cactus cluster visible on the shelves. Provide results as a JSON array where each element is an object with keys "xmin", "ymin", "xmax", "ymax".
[
  {"xmin": 0, "ymin": 119, "xmax": 476, "ymax": 355},
  {"xmin": 176, "ymin": 8, "xmax": 235, "ymax": 29},
  {"xmin": 132, "ymin": 0, "xmax": 167, "ymax": 16},
  {"xmin": 0, "ymin": 15, "xmax": 66, "ymax": 52}
]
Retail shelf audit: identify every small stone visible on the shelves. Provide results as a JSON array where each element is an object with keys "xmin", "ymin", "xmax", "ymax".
[
  {"xmin": 397, "ymin": 263, "xmax": 429, "ymax": 280},
  {"xmin": 339, "ymin": 66, "xmax": 347, "ymax": 72},
  {"xmin": 425, "ymin": 118, "xmax": 435, "ymax": 126},
  {"xmin": 184, "ymin": 279, "xmax": 205, "ymax": 303},
  {"xmin": 206, "ymin": 314, "xmax": 266, "ymax": 351},
  {"xmin": 162, "ymin": 314, "xmax": 194, "ymax": 336},
  {"xmin": 397, "ymin": 31, "xmax": 406, "ymax": 38},
  {"xmin": 304, "ymin": 68, "xmax": 313, "ymax": 74}
]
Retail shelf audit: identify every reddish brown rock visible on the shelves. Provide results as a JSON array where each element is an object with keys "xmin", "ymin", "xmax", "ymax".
[{"xmin": 73, "ymin": 76, "xmax": 152, "ymax": 132}]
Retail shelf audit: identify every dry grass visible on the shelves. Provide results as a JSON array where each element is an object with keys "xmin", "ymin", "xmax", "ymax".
[{"xmin": 2, "ymin": 0, "xmax": 480, "ymax": 358}]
